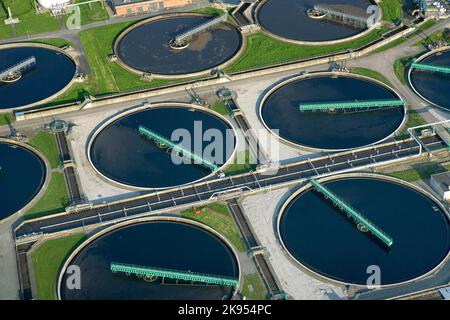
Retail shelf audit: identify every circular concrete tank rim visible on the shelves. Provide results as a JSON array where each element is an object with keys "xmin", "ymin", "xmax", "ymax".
[
  {"xmin": 275, "ymin": 172, "xmax": 450, "ymax": 289},
  {"xmin": 258, "ymin": 71, "xmax": 407, "ymax": 152},
  {"xmin": 56, "ymin": 216, "xmax": 243, "ymax": 300},
  {"xmin": 0, "ymin": 42, "xmax": 77, "ymax": 112},
  {"xmin": 407, "ymin": 46, "xmax": 450, "ymax": 112},
  {"xmin": 113, "ymin": 12, "xmax": 245, "ymax": 79},
  {"xmin": 0, "ymin": 137, "xmax": 50, "ymax": 221},
  {"xmin": 254, "ymin": 0, "xmax": 383, "ymax": 46},
  {"xmin": 87, "ymin": 102, "xmax": 238, "ymax": 191}
]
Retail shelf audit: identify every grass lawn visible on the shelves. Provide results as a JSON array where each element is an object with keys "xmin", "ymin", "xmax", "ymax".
[
  {"xmin": 224, "ymin": 150, "xmax": 257, "ymax": 176},
  {"xmin": 371, "ymin": 37, "xmax": 406, "ymax": 54},
  {"xmin": 41, "ymin": 81, "xmax": 96, "ymax": 108},
  {"xmin": 26, "ymin": 37, "xmax": 73, "ymax": 48},
  {"xmin": 351, "ymin": 67, "xmax": 393, "ymax": 87},
  {"xmin": 415, "ymin": 28, "xmax": 449, "ymax": 47},
  {"xmin": 395, "ymin": 110, "xmax": 427, "ymax": 140},
  {"xmin": 0, "ymin": 112, "xmax": 14, "ymax": 126},
  {"xmin": 225, "ymin": 27, "xmax": 388, "ymax": 73},
  {"xmin": 373, "ymin": 20, "xmax": 436, "ymax": 54},
  {"xmin": 25, "ymin": 172, "xmax": 69, "ymax": 219},
  {"xmin": 379, "ymin": 0, "xmax": 403, "ymax": 22},
  {"xmin": 28, "ymin": 131, "xmax": 60, "ymax": 169},
  {"xmin": 0, "ymin": 0, "xmax": 109, "ymax": 40},
  {"xmin": 78, "ymin": 22, "xmax": 188, "ymax": 95},
  {"xmin": 64, "ymin": 0, "xmax": 109, "ymax": 26},
  {"xmin": 190, "ymin": 7, "xmax": 225, "ymax": 16},
  {"xmin": 388, "ymin": 163, "xmax": 450, "ymax": 182},
  {"xmin": 32, "ymin": 233, "xmax": 86, "ymax": 300},
  {"xmin": 241, "ymin": 273, "xmax": 267, "ymax": 300},
  {"xmin": 394, "ymin": 55, "xmax": 415, "ymax": 85},
  {"xmin": 181, "ymin": 203, "xmax": 246, "ymax": 253},
  {"xmin": 212, "ymin": 100, "xmax": 229, "ymax": 116},
  {"xmin": 0, "ymin": 0, "xmax": 60, "ymax": 39},
  {"xmin": 392, "ymin": 21, "xmax": 437, "ymax": 84}
]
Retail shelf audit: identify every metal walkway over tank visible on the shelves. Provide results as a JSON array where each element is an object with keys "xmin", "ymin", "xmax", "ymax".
[
  {"xmin": 413, "ymin": 0, "xmax": 428, "ymax": 14},
  {"xmin": 110, "ymin": 262, "xmax": 239, "ymax": 287},
  {"xmin": 171, "ymin": 14, "xmax": 228, "ymax": 46},
  {"xmin": 138, "ymin": 125, "xmax": 220, "ymax": 172},
  {"xmin": 309, "ymin": 179, "xmax": 394, "ymax": 248},
  {"xmin": 411, "ymin": 62, "xmax": 450, "ymax": 75},
  {"xmin": 14, "ymin": 135, "xmax": 446, "ymax": 242},
  {"xmin": 0, "ymin": 56, "xmax": 36, "ymax": 81},
  {"xmin": 312, "ymin": 4, "xmax": 369, "ymax": 29},
  {"xmin": 298, "ymin": 99, "xmax": 404, "ymax": 112}
]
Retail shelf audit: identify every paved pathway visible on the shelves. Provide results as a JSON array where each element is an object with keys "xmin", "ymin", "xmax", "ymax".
[
  {"xmin": 348, "ymin": 18, "xmax": 450, "ymax": 125},
  {"xmin": 0, "ymin": 219, "xmax": 20, "ymax": 300}
]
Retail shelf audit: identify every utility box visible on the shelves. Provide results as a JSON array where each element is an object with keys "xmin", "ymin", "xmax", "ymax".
[{"xmin": 430, "ymin": 171, "xmax": 450, "ymax": 203}]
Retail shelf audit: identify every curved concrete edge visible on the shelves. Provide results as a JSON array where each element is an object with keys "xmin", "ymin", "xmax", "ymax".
[
  {"xmin": 86, "ymin": 102, "xmax": 239, "ymax": 191},
  {"xmin": 55, "ymin": 216, "xmax": 243, "ymax": 300},
  {"xmin": 0, "ymin": 138, "xmax": 51, "ymax": 222},
  {"xmin": 275, "ymin": 172, "xmax": 450, "ymax": 290},
  {"xmin": 0, "ymin": 42, "xmax": 78, "ymax": 112},
  {"xmin": 407, "ymin": 46, "xmax": 450, "ymax": 112},
  {"xmin": 113, "ymin": 12, "xmax": 246, "ymax": 80},
  {"xmin": 258, "ymin": 71, "xmax": 408, "ymax": 153},
  {"xmin": 253, "ymin": 0, "xmax": 383, "ymax": 46}
]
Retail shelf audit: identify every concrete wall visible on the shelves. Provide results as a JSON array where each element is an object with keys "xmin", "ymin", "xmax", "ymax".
[
  {"xmin": 14, "ymin": 17, "xmax": 433, "ymax": 122},
  {"xmin": 0, "ymin": 42, "xmax": 77, "ymax": 113}
]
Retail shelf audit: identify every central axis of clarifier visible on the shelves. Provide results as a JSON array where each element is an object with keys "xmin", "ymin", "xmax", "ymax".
[
  {"xmin": 298, "ymin": 99, "xmax": 404, "ymax": 112},
  {"xmin": 309, "ymin": 179, "xmax": 393, "ymax": 248},
  {"xmin": 110, "ymin": 262, "xmax": 239, "ymax": 287},
  {"xmin": 138, "ymin": 125, "xmax": 220, "ymax": 172}
]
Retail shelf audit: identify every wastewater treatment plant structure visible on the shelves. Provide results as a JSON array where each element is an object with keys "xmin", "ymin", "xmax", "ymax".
[{"xmin": 0, "ymin": 0, "xmax": 450, "ymax": 303}]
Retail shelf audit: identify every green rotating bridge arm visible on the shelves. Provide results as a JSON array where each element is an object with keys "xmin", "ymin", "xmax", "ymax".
[
  {"xmin": 298, "ymin": 99, "xmax": 404, "ymax": 112},
  {"xmin": 411, "ymin": 62, "xmax": 450, "ymax": 75},
  {"xmin": 110, "ymin": 262, "xmax": 239, "ymax": 287},
  {"xmin": 138, "ymin": 125, "xmax": 220, "ymax": 172},
  {"xmin": 309, "ymin": 179, "xmax": 393, "ymax": 248}
]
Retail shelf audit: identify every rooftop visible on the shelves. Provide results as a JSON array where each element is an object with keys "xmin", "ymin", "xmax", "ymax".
[
  {"xmin": 112, "ymin": 0, "xmax": 149, "ymax": 6},
  {"xmin": 431, "ymin": 171, "xmax": 450, "ymax": 190}
]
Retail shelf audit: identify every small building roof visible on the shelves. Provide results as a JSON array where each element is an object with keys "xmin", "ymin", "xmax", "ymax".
[
  {"xmin": 112, "ymin": 0, "xmax": 149, "ymax": 7},
  {"xmin": 439, "ymin": 286, "xmax": 450, "ymax": 300},
  {"xmin": 431, "ymin": 171, "xmax": 450, "ymax": 190}
]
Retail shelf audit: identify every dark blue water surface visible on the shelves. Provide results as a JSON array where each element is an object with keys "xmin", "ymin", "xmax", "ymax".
[
  {"xmin": 90, "ymin": 106, "xmax": 235, "ymax": 188},
  {"xmin": 0, "ymin": 142, "xmax": 46, "ymax": 220},
  {"xmin": 257, "ymin": 0, "xmax": 373, "ymax": 42},
  {"xmin": 117, "ymin": 15, "xmax": 242, "ymax": 75},
  {"xmin": 61, "ymin": 221, "xmax": 239, "ymax": 300},
  {"xmin": 261, "ymin": 75, "xmax": 404, "ymax": 150},
  {"xmin": 280, "ymin": 177, "xmax": 450, "ymax": 285},
  {"xmin": 0, "ymin": 46, "xmax": 76, "ymax": 109},
  {"xmin": 409, "ymin": 49, "xmax": 450, "ymax": 110}
]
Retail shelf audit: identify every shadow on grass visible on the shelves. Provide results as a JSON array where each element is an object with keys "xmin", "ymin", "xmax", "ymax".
[
  {"xmin": 411, "ymin": 162, "xmax": 448, "ymax": 181},
  {"xmin": 25, "ymin": 204, "xmax": 69, "ymax": 220}
]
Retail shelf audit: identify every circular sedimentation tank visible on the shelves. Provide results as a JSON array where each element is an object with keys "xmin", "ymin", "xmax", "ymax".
[
  {"xmin": 408, "ymin": 47, "xmax": 450, "ymax": 111},
  {"xmin": 0, "ymin": 44, "xmax": 76, "ymax": 110},
  {"xmin": 0, "ymin": 140, "xmax": 46, "ymax": 220},
  {"xmin": 115, "ymin": 13, "xmax": 243, "ymax": 77},
  {"xmin": 89, "ymin": 103, "xmax": 236, "ymax": 189},
  {"xmin": 278, "ymin": 174, "xmax": 450, "ymax": 286},
  {"xmin": 59, "ymin": 219, "xmax": 240, "ymax": 300},
  {"xmin": 260, "ymin": 73, "xmax": 405, "ymax": 151},
  {"xmin": 256, "ymin": 0, "xmax": 377, "ymax": 44}
]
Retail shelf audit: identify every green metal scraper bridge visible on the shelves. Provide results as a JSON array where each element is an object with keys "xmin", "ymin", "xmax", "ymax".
[
  {"xmin": 110, "ymin": 262, "xmax": 239, "ymax": 287},
  {"xmin": 298, "ymin": 99, "xmax": 404, "ymax": 112},
  {"xmin": 138, "ymin": 125, "xmax": 219, "ymax": 172},
  {"xmin": 411, "ymin": 62, "xmax": 450, "ymax": 75},
  {"xmin": 309, "ymin": 179, "xmax": 393, "ymax": 248}
]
